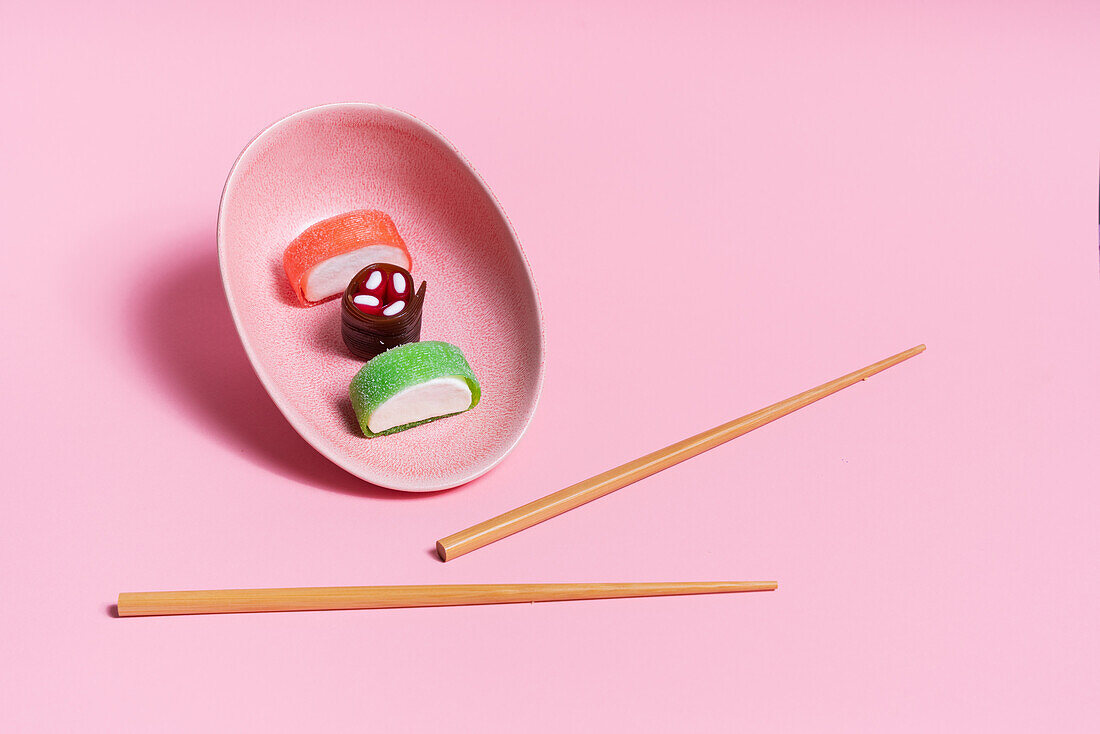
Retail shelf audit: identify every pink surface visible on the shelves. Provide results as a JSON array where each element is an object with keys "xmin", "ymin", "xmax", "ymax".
[
  {"xmin": 219, "ymin": 104, "xmax": 543, "ymax": 490},
  {"xmin": 2, "ymin": 2, "xmax": 1099, "ymax": 732}
]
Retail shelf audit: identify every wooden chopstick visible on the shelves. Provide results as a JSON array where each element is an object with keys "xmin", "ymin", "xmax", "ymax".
[
  {"xmin": 437, "ymin": 344, "xmax": 925, "ymax": 561},
  {"xmin": 116, "ymin": 581, "xmax": 777, "ymax": 616}
]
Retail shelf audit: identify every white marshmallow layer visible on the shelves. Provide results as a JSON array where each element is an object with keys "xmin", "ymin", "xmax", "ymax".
[
  {"xmin": 302, "ymin": 246, "xmax": 410, "ymax": 303},
  {"xmin": 367, "ymin": 377, "xmax": 473, "ymax": 434}
]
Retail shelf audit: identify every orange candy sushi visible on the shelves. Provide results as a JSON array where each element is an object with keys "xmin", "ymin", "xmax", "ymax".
[{"xmin": 283, "ymin": 210, "xmax": 412, "ymax": 306}]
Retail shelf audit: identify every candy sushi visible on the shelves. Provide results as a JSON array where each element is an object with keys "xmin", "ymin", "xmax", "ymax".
[
  {"xmin": 283, "ymin": 210, "xmax": 411, "ymax": 306},
  {"xmin": 341, "ymin": 263, "xmax": 426, "ymax": 360},
  {"xmin": 349, "ymin": 341, "xmax": 481, "ymax": 437}
]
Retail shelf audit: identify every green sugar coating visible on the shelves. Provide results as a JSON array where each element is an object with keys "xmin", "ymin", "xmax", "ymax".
[{"xmin": 349, "ymin": 341, "xmax": 482, "ymax": 437}]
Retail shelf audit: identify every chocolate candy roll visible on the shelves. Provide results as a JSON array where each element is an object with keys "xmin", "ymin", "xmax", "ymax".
[{"xmin": 341, "ymin": 263, "xmax": 427, "ymax": 360}]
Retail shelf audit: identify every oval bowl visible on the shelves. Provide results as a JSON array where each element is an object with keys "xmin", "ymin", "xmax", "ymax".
[{"xmin": 217, "ymin": 104, "xmax": 544, "ymax": 491}]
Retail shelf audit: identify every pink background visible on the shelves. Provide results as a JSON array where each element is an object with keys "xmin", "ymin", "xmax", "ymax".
[{"xmin": 2, "ymin": 2, "xmax": 1098, "ymax": 731}]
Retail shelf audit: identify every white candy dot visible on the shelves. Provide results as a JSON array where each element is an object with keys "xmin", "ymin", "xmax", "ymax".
[
  {"xmin": 365, "ymin": 270, "xmax": 383, "ymax": 290},
  {"xmin": 392, "ymin": 272, "xmax": 407, "ymax": 294},
  {"xmin": 382, "ymin": 300, "xmax": 406, "ymax": 316},
  {"xmin": 354, "ymin": 294, "xmax": 381, "ymax": 307}
]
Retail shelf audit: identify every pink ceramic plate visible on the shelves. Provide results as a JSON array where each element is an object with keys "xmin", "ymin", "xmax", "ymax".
[{"xmin": 217, "ymin": 104, "xmax": 545, "ymax": 491}]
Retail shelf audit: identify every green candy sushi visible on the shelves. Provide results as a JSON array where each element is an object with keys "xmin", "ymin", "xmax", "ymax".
[{"xmin": 349, "ymin": 341, "xmax": 481, "ymax": 437}]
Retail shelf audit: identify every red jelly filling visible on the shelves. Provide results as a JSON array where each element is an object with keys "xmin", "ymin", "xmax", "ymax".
[
  {"xmin": 354, "ymin": 266, "xmax": 412, "ymax": 316},
  {"xmin": 387, "ymin": 271, "xmax": 410, "ymax": 300}
]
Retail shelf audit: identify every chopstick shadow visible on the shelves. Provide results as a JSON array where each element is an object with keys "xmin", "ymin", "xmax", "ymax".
[{"xmin": 126, "ymin": 234, "xmax": 434, "ymax": 500}]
